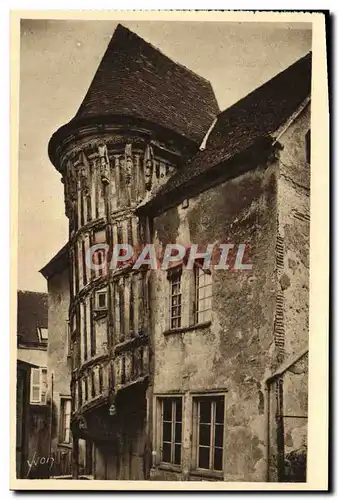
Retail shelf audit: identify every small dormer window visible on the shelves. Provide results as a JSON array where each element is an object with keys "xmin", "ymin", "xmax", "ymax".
[{"xmin": 37, "ymin": 327, "xmax": 48, "ymax": 342}]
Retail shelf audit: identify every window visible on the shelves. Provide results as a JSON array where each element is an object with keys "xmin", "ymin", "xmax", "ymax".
[
  {"xmin": 91, "ymin": 371, "xmax": 95, "ymax": 398},
  {"xmin": 169, "ymin": 269, "xmax": 182, "ymax": 329},
  {"xmin": 160, "ymin": 397, "xmax": 182, "ymax": 466},
  {"xmin": 60, "ymin": 398, "xmax": 72, "ymax": 444},
  {"xmin": 93, "ymin": 229, "xmax": 107, "ymax": 278},
  {"xmin": 30, "ymin": 367, "xmax": 47, "ymax": 405},
  {"xmin": 97, "ymin": 251, "xmax": 104, "ymax": 277},
  {"xmin": 194, "ymin": 267, "xmax": 212, "ymax": 324},
  {"xmin": 86, "ymin": 195, "xmax": 92, "ymax": 222},
  {"xmin": 193, "ymin": 395, "xmax": 225, "ymax": 472},
  {"xmin": 95, "ymin": 289, "xmax": 107, "ymax": 310},
  {"xmin": 84, "ymin": 376, "xmax": 88, "ymax": 401},
  {"xmin": 37, "ymin": 327, "xmax": 48, "ymax": 342},
  {"xmin": 98, "ymin": 366, "xmax": 103, "ymax": 393},
  {"xmin": 82, "ymin": 240, "xmax": 87, "ymax": 286},
  {"xmin": 67, "ymin": 319, "xmax": 74, "ymax": 358}
]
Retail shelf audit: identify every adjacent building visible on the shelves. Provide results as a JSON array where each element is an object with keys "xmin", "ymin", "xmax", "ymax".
[
  {"xmin": 39, "ymin": 244, "xmax": 73, "ymax": 477},
  {"xmin": 43, "ymin": 24, "xmax": 311, "ymax": 482},
  {"xmin": 16, "ymin": 291, "xmax": 49, "ymax": 478}
]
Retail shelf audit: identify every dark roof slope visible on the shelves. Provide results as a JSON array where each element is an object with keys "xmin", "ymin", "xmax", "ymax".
[
  {"xmin": 60, "ymin": 24, "xmax": 219, "ymax": 145},
  {"xmin": 40, "ymin": 243, "xmax": 69, "ymax": 280},
  {"xmin": 17, "ymin": 291, "xmax": 48, "ymax": 345},
  {"xmin": 148, "ymin": 52, "xmax": 311, "ymax": 206}
]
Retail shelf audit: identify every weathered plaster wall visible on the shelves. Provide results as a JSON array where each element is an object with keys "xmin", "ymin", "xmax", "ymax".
[
  {"xmin": 275, "ymin": 104, "xmax": 310, "ymax": 476},
  {"xmin": 17, "ymin": 347, "xmax": 47, "ymax": 367},
  {"xmin": 46, "ymin": 266, "xmax": 71, "ymax": 460},
  {"xmin": 151, "ymin": 161, "xmax": 279, "ymax": 481}
]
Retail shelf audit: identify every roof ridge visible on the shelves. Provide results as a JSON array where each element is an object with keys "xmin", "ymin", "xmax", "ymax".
[
  {"xmin": 142, "ymin": 49, "xmax": 311, "ymax": 210},
  {"xmin": 215, "ymin": 51, "xmax": 312, "ymax": 122}
]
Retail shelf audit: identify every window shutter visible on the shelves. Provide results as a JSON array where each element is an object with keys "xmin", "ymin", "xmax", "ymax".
[
  {"xmin": 64, "ymin": 399, "xmax": 71, "ymax": 443},
  {"xmin": 30, "ymin": 368, "xmax": 41, "ymax": 403},
  {"xmin": 40, "ymin": 368, "xmax": 47, "ymax": 404}
]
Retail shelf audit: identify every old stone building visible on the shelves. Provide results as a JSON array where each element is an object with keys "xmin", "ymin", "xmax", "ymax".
[
  {"xmin": 16, "ymin": 291, "xmax": 49, "ymax": 478},
  {"xmin": 40, "ymin": 243, "xmax": 92, "ymax": 478},
  {"xmin": 40, "ymin": 244, "xmax": 73, "ymax": 477},
  {"xmin": 45, "ymin": 24, "xmax": 311, "ymax": 481}
]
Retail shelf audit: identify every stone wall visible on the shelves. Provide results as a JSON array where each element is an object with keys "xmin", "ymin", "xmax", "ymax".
[
  {"xmin": 17, "ymin": 347, "xmax": 47, "ymax": 367},
  {"xmin": 274, "ymin": 102, "xmax": 310, "ymax": 480},
  {"xmin": 276, "ymin": 102, "xmax": 310, "ymax": 358},
  {"xmin": 46, "ymin": 265, "xmax": 72, "ymax": 470},
  {"xmin": 150, "ymin": 159, "xmax": 279, "ymax": 481}
]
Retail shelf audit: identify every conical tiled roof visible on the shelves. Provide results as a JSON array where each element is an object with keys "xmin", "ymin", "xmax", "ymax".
[{"xmin": 61, "ymin": 24, "xmax": 219, "ymax": 145}]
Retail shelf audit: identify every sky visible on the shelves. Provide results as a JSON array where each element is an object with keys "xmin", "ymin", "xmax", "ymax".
[{"xmin": 18, "ymin": 19, "xmax": 312, "ymax": 292}]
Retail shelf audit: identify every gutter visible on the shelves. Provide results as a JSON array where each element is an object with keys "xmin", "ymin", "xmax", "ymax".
[{"xmin": 263, "ymin": 347, "xmax": 309, "ymax": 482}]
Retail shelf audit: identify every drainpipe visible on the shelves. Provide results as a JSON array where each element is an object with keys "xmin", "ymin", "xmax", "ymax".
[
  {"xmin": 49, "ymin": 373, "xmax": 54, "ymax": 457},
  {"xmin": 263, "ymin": 347, "xmax": 308, "ymax": 482},
  {"xmin": 263, "ymin": 379, "xmax": 270, "ymax": 482}
]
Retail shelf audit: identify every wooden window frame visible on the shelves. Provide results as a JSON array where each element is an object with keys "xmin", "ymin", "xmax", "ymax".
[
  {"xmin": 194, "ymin": 266, "xmax": 212, "ymax": 325},
  {"xmin": 192, "ymin": 394, "xmax": 226, "ymax": 476},
  {"xmin": 156, "ymin": 396, "xmax": 183, "ymax": 469},
  {"xmin": 168, "ymin": 267, "xmax": 182, "ymax": 330},
  {"xmin": 37, "ymin": 326, "xmax": 48, "ymax": 342},
  {"xmin": 67, "ymin": 319, "xmax": 74, "ymax": 359},
  {"xmin": 95, "ymin": 288, "xmax": 108, "ymax": 311}
]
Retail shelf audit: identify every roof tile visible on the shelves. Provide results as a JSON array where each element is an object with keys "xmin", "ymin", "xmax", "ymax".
[
  {"xmin": 150, "ymin": 51, "xmax": 311, "ymax": 205},
  {"xmin": 73, "ymin": 24, "xmax": 219, "ymax": 144},
  {"xmin": 17, "ymin": 291, "xmax": 48, "ymax": 345}
]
